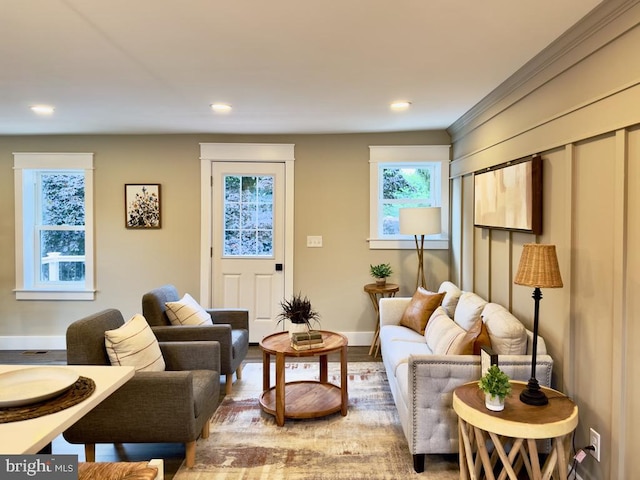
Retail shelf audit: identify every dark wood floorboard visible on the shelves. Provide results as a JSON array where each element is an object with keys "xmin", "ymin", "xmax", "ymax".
[{"xmin": 1, "ymin": 345, "xmax": 381, "ymax": 479}]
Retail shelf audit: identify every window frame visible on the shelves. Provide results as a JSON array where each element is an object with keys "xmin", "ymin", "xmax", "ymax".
[
  {"xmin": 369, "ymin": 145, "xmax": 450, "ymax": 250},
  {"xmin": 13, "ymin": 152, "xmax": 95, "ymax": 300}
]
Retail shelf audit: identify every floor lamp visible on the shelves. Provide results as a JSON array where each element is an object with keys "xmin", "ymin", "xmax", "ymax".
[
  {"xmin": 514, "ymin": 243, "xmax": 563, "ymax": 406},
  {"xmin": 399, "ymin": 207, "xmax": 441, "ymax": 290}
]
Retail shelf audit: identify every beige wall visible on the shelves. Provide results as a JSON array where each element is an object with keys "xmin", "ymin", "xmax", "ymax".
[
  {"xmin": 447, "ymin": 5, "xmax": 640, "ymax": 479},
  {"xmin": 0, "ymin": 130, "xmax": 450, "ymax": 346}
]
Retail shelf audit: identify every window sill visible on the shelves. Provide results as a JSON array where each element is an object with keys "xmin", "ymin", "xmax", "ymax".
[
  {"xmin": 368, "ymin": 238, "xmax": 449, "ymax": 250},
  {"xmin": 15, "ymin": 289, "xmax": 96, "ymax": 301}
]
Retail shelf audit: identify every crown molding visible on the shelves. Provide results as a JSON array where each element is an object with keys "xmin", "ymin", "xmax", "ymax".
[{"xmin": 447, "ymin": 0, "xmax": 640, "ymax": 142}]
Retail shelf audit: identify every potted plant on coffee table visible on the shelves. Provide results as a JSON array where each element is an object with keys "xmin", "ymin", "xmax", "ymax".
[
  {"xmin": 370, "ymin": 263, "xmax": 393, "ymax": 286},
  {"xmin": 478, "ymin": 365, "xmax": 512, "ymax": 411},
  {"xmin": 277, "ymin": 293, "xmax": 321, "ymax": 338}
]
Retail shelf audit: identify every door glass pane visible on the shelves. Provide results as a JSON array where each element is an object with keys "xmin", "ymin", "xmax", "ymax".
[{"xmin": 224, "ymin": 174, "xmax": 274, "ymax": 256}]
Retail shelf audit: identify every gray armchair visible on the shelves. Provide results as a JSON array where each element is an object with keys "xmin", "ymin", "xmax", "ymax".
[
  {"xmin": 142, "ymin": 284, "xmax": 249, "ymax": 394},
  {"xmin": 64, "ymin": 309, "xmax": 221, "ymax": 468}
]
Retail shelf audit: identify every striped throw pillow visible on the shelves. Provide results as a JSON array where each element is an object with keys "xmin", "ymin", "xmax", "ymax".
[
  {"xmin": 105, "ymin": 314, "xmax": 165, "ymax": 372},
  {"xmin": 165, "ymin": 293, "xmax": 213, "ymax": 326}
]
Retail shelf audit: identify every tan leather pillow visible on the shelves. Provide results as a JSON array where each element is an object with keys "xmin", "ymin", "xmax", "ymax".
[
  {"xmin": 457, "ymin": 318, "xmax": 493, "ymax": 355},
  {"xmin": 400, "ymin": 287, "xmax": 445, "ymax": 334}
]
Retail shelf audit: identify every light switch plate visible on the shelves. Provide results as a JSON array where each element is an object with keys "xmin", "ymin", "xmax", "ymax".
[{"xmin": 307, "ymin": 236, "xmax": 323, "ymax": 247}]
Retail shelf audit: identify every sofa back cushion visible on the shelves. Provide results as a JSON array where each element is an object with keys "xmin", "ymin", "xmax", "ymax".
[
  {"xmin": 399, "ymin": 287, "xmax": 445, "ymax": 335},
  {"xmin": 454, "ymin": 292, "xmax": 488, "ymax": 331},
  {"xmin": 437, "ymin": 281, "xmax": 462, "ymax": 318},
  {"xmin": 481, "ymin": 303, "xmax": 527, "ymax": 355},
  {"xmin": 424, "ymin": 307, "xmax": 471, "ymax": 354}
]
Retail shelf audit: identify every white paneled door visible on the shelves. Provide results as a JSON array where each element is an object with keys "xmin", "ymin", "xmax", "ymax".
[{"xmin": 211, "ymin": 162, "xmax": 286, "ymax": 342}]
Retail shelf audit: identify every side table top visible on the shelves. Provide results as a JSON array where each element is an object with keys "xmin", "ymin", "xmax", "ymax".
[
  {"xmin": 453, "ymin": 381, "xmax": 578, "ymax": 439},
  {"xmin": 364, "ymin": 283, "xmax": 400, "ymax": 294},
  {"xmin": 260, "ymin": 330, "xmax": 347, "ymax": 356}
]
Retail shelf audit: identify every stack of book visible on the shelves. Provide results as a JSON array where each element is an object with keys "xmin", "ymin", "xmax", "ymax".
[{"xmin": 290, "ymin": 331, "xmax": 324, "ymax": 350}]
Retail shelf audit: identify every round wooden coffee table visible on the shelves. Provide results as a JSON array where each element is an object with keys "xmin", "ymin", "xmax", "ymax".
[{"xmin": 259, "ymin": 331, "xmax": 348, "ymax": 426}]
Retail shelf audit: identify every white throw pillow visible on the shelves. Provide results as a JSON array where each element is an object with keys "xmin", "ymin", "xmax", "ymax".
[
  {"xmin": 481, "ymin": 303, "xmax": 528, "ymax": 355},
  {"xmin": 165, "ymin": 293, "xmax": 213, "ymax": 326},
  {"xmin": 105, "ymin": 314, "xmax": 165, "ymax": 372},
  {"xmin": 424, "ymin": 307, "xmax": 468, "ymax": 354},
  {"xmin": 438, "ymin": 281, "xmax": 462, "ymax": 318},
  {"xmin": 454, "ymin": 292, "xmax": 487, "ymax": 331}
]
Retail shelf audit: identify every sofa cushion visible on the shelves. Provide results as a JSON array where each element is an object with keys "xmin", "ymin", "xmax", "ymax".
[
  {"xmin": 459, "ymin": 318, "xmax": 492, "ymax": 355},
  {"xmin": 481, "ymin": 303, "xmax": 527, "ymax": 355},
  {"xmin": 424, "ymin": 307, "xmax": 469, "ymax": 354},
  {"xmin": 165, "ymin": 293, "xmax": 214, "ymax": 327},
  {"xmin": 380, "ymin": 326, "xmax": 432, "ymax": 374},
  {"xmin": 454, "ymin": 292, "xmax": 488, "ymax": 331},
  {"xmin": 104, "ymin": 314, "xmax": 165, "ymax": 372},
  {"xmin": 399, "ymin": 287, "xmax": 445, "ymax": 335},
  {"xmin": 438, "ymin": 281, "xmax": 462, "ymax": 318}
]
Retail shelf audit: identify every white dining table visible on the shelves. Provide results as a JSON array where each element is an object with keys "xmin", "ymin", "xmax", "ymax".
[{"xmin": 0, "ymin": 364, "xmax": 135, "ymax": 454}]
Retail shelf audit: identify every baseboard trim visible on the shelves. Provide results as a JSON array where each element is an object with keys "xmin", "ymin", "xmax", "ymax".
[
  {"xmin": 340, "ymin": 331, "xmax": 375, "ymax": 347},
  {"xmin": 0, "ymin": 336, "xmax": 66, "ymax": 350},
  {"xmin": 0, "ymin": 332, "xmax": 375, "ymax": 351}
]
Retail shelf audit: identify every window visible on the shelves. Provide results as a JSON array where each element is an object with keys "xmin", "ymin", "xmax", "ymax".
[
  {"xmin": 369, "ymin": 145, "xmax": 449, "ymax": 250},
  {"xmin": 223, "ymin": 174, "xmax": 275, "ymax": 257},
  {"xmin": 14, "ymin": 153, "xmax": 94, "ymax": 300}
]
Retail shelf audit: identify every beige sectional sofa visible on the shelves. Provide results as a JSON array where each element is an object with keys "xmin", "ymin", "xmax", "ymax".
[{"xmin": 379, "ymin": 281, "xmax": 554, "ymax": 473}]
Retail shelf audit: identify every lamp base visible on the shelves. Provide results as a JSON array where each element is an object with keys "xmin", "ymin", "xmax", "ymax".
[{"xmin": 519, "ymin": 378, "xmax": 548, "ymax": 406}]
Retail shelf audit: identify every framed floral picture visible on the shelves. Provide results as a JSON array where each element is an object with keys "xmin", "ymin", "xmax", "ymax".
[{"xmin": 125, "ymin": 184, "xmax": 161, "ymax": 229}]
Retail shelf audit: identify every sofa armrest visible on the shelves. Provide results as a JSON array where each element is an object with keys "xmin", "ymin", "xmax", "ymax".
[
  {"xmin": 379, "ymin": 297, "xmax": 411, "ymax": 327},
  {"xmin": 159, "ymin": 341, "xmax": 221, "ymax": 372},
  {"xmin": 206, "ymin": 308, "xmax": 249, "ymax": 331},
  {"xmin": 408, "ymin": 353, "xmax": 553, "ymax": 389}
]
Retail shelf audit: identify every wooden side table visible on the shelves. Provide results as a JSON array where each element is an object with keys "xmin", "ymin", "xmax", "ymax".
[
  {"xmin": 364, "ymin": 283, "xmax": 399, "ymax": 357},
  {"xmin": 259, "ymin": 331, "xmax": 348, "ymax": 426},
  {"xmin": 453, "ymin": 381, "xmax": 578, "ymax": 480}
]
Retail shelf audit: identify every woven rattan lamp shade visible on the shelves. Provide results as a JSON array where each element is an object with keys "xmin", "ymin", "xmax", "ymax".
[{"xmin": 514, "ymin": 244, "xmax": 563, "ymax": 288}]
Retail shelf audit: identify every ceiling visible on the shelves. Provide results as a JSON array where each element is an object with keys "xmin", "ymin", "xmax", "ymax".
[{"xmin": 1, "ymin": 0, "xmax": 603, "ymax": 136}]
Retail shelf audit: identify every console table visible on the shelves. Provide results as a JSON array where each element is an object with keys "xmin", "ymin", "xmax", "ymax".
[
  {"xmin": 453, "ymin": 381, "xmax": 578, "ymax": 480},
  {"xmin": 364, "ymin": 282, "xmax": 399, "ymax": 357},
  {"xmin": 259, "ymin": 331, "xmax": 348, "ymax": 426}
]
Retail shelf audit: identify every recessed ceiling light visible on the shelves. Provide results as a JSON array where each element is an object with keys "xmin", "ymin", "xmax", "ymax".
[
  {"xmin": 210, "ymin": 103, "xmax": 232, "ymax": 113},
  {"xmin": 390, "ymin": 101, "xmax": 411, "ymax": 111},
  {"xmin": 30, "ymin": 105, "xmax": 55, "ymax": 115}
]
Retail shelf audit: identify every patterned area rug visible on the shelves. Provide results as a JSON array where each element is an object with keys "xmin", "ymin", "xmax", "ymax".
[{"xmin": 174, "ymin": 362, "xmax": 459, "ymax": 479}]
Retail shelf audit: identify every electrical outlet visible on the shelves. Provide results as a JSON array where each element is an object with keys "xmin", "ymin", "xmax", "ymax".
[{"xmin": 589, "ymin": 428, "xmax": 601, "ymax": 462}]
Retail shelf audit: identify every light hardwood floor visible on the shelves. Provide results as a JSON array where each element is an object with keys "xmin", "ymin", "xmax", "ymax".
[{"xmin": 0, "ymin": 345, "xmax": 380, "ymax": 480}]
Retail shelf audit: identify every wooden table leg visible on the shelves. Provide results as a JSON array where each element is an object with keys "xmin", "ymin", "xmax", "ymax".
[
  {"xmin": 340, "ymin": 345, "xmax": 348, "ymax": 416},
  {"xmin": 474, "ymin": 427, "xmax": 497, "ymax": 480},
  {"xmin": 262, "ymin": 351, "xmax": 271, "ymax": 391},
  {"xmin": 367, "ymin": 292, "xmax": 380, "ymax": 356},
  {"xmin": 275, "ymin": 352, "xmax": 285, "ymax": 426},
  {"xmin": 319, "ymin": 354, "xmax": 328, "ymax": 383}
]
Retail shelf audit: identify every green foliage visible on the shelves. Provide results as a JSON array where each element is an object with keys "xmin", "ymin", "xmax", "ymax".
[
  {"xmin": 370, "ymin": 263, "xmax": 393, "ymax": 279},
  {"xmin": 478, "ymin": 365, "xmax": 512, "ymax": 400},
  {"xmin": 277, "ymin": 293, "xmax": 321, "ymax": 328}
]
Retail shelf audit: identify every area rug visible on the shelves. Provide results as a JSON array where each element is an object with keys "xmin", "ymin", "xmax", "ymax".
[{"xmin": 173, "ymin": 362, "xmax": 459, "ymax": 479}]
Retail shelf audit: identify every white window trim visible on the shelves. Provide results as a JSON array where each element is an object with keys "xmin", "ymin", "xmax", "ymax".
[
  {"xmin": 13, "ymin": 152, "xmax": 95, "ymax": 300},
  {"xmin": 369, "ymin": 145, "xmax": 450, "ymax": 250}
]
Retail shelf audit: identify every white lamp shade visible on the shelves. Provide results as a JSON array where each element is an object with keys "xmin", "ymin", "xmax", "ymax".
[{"xmin": 399, "ymin": 207, "xmax": 441, "ymax": 236}]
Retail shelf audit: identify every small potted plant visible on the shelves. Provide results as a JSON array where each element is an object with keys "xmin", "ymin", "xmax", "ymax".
[
  {"xmin": 277, "ymin": 293, "xmax": 321, "ymax": 338},
  {"xmin": 370, "ymin": 263, "xmax": 393, "ymax": 286},
  {"xmin": 478, "ymin": 365, "xmax": 512, "ymax": 411}
]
